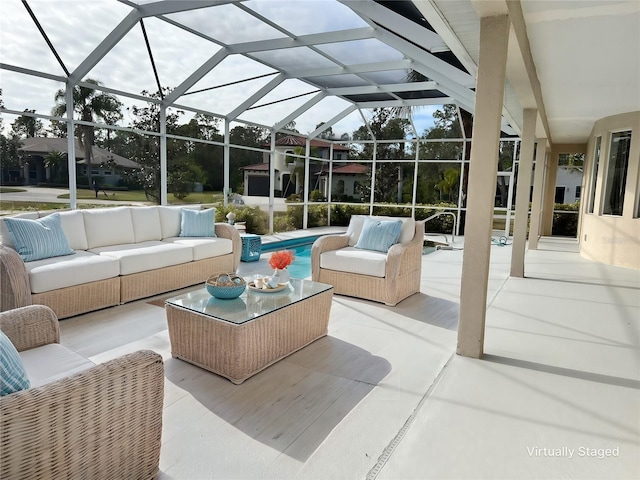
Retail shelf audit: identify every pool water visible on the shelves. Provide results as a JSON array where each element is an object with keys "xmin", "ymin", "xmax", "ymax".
[{"xmin": 286, "ymin": 244, "xmax": 313, "ymax": 279}]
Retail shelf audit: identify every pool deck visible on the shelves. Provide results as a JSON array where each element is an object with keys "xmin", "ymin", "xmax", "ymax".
[{"xmin": 56, "ymin": 232, "xmax": 639, "ymax": 479}]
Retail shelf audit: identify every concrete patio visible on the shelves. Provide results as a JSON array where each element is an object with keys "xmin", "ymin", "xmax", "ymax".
[{"xmin": 55, "ymin": 235, "xmax": 639, "ymax": 479}]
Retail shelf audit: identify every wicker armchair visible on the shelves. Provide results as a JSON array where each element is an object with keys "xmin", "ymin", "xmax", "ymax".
[
  {"xmin": 0, "ymin": 305, "xmax": 164, "ymax": 480},
  {"xmin": 312, "ymin": 218, "xmax": 425, "ymax": 306}
]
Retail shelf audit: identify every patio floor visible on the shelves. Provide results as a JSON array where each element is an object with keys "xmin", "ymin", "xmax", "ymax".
[{"xmin": 56, "ymin": 235, "xmax": 639, "ymax": 479}]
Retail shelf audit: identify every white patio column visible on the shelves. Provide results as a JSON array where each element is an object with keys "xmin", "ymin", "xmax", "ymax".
[
  {"xmin": 159, "ymin": 107, "xmax": 167, "ymax": 205},
  {"xmin": 65, "ymin": 84, "xmax": 77, "ymax": 209},
  {"xmin": 224, "ymin": 120, "xmax": 230, "ymax": 206},
  {"xmin": 510, "ymin": 108, "xmax": 537, "ymax": 277},
  {"xmin": 528, "ymin": 140, "xmax": 547, "ymax": 249},
  {"xmin": 457, "ymin": 14, "xmax": 510, "ymax": 359},
  {"xmin": 269, "ymin": 130, "xmax": 276, "ymax": 234},
  {"xmin": 541, "ymin": 151, "xmax": 559, "ymax": 235}
]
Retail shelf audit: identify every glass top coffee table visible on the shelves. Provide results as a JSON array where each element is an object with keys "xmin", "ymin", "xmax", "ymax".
[{"xmin": 165, "ymin": 278, "xmax": 333, "ymax": 384}]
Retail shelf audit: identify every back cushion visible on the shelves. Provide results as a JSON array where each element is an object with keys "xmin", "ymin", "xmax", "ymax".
[
  {"xmin": 131, "ymin": 207, "xmax": 162, "ymax": 243},
  {"xmin": 158, "ymin": 205, "xmax": 200, "ymax": 239},
  {"xmin": 83, "ymin": 207, "xmax": 134, "ymax": 249},
  {"xmin": 0, "ymin": 213, "xmax": 39, "ymax": 249},
  {"xmin": 56, "ymin": 210, "xmax": 88, "ymax": 250},
  {"xmin": 347, "ymin": 215, "xmax": 415, "ymax": 246},
  {"xmin": 158, "ymin": 206, "xmax": 183, "ymax": 239}
]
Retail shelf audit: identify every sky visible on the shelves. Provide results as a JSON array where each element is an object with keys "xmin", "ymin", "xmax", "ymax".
[{"xmin": 0, "ymin": 0, "xmax": 438, "ymax": 139}]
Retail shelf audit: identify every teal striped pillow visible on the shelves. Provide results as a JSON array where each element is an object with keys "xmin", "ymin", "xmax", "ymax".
[
  {"xmin": 354, "ymin": 217, "xmax": 402, "ymax": 253},
  {"xmin": 4, "ymin": 213, "xmax": 75, "ymax": 262},
  {"xmin": 180, "ymin": 208, "xmax": 216, "ymax": 237},
  {"xmin": 0, "ymin": 330, "xmax": 30, "ymax": 396}
]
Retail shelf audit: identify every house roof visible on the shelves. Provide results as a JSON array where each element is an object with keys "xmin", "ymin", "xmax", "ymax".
[
  {"xmin": 320, "ymin": 163, "xmax": 369, "ymax": 175},
  {"xmin": 18, "ymin": 137, "xmax": 138, "ymax": 169}
]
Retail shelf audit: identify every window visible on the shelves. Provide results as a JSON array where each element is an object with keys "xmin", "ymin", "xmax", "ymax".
[
  {"xmin": 587, "ymin": 136, "xmax": 601, "ymax": 213},
  {"xmin": 104, "ymin": 171, "xmax": 112, "ymax": 176},
  {"xmin": 575, "ymin": 185, "xmax": 581, "ymax": 199},
  {"xmin": 602, "ymin": 131, "xmax": 632, "ymax": 216}
]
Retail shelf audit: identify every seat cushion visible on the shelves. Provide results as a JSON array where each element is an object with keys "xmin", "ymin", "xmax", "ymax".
[
  {"xmin": 26, "ymin": 250, "xmax": 121, "ymax": 294},
  {"xmin": 91, "ymin": 241, "xmax": 193, "ymax": 275},
  {"xmin": 320, "ymin": 246, "xmax": 388, "ymax": 277},
  {"xmin": 3, "ymin": 213, "xmax": 75, "ymax": 262},
  {"xmin": 20, "ymin": 343, "xmax": 95, "ymax": 388},
  {"xmin": 163, "ymin": 237, "xmax": 233, "ymax": 261},
  {"xmin": 0, "ymin": 330, "xmax": 31, "ymax": 395}
]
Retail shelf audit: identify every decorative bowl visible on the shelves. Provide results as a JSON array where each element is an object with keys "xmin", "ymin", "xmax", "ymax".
[{"xmin": 205, "ymin": 272, "xmax": 246, "ymax": 299}]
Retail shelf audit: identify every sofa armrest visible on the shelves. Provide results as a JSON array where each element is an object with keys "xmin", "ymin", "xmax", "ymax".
[
  {"xmin": 0, "ymin": 304, "xmax": 59, "ymax": 352},
  {"xmin": 385, "ymin": 220, "xmax": 425, "ymax": 278},
  {"xmin": 0, "ymin": 245, "xmax": 32, "ymax": 312},
  {"xmin": 0, "ymin": 349, "xmax": 164, "ymax": 480},
  {"xmin": 311, "ymin": 234, "xmax": 350, "ymax": 280},
  {"xmin": 215, "ymin": 222, "xmax": 242, "ymax": 270}
]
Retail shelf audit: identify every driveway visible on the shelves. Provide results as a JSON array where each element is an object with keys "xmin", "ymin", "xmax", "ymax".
[{"xmin": 1, "ymin": 186, "xmax": 150, "ymax": 207}]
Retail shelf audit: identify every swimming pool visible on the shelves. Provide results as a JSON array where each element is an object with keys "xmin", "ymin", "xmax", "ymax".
[{"xmin": 262, "ymin": 236, "xmax": 319, "ymax": 279}]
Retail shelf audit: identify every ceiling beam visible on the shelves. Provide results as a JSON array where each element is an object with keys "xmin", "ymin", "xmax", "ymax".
[
  {"xmin": 227, "ymin": 73, "xmax": 286, "ymax": 121},
  {"xmin": 327, "ymin": 81, "xmax": 438, "ymax": 96},
  {"xmin": 273, "ymin": 92, "xmax": 328, "ymax": 131}
]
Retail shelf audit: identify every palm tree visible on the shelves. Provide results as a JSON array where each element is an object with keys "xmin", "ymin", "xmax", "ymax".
[{"xmin": 52, "ymin": 79, "xmax": 122, "ymax": 184}]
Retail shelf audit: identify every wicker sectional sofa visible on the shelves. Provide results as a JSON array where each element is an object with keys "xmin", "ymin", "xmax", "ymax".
[{"xmin": 0, "ymin": 205, "xmax": 241, "ymax": 319}]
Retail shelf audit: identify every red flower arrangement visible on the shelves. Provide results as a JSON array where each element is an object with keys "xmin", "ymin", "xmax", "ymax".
[{"xmin": 269, "ymin": 250, "xmax": 295, "ymax": 270}]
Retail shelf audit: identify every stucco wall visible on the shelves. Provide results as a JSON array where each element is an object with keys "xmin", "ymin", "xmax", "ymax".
[{"xmin": 579, "ymin": 111, "xmax": 640, "ymax": 269}]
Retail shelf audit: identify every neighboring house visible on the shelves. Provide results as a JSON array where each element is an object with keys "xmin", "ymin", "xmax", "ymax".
[
  {"xmin": 554, "ymin": 166, "xmax": 583, "ymax": 204},
  {"xmin": 242, "ymin": 136, "xmax": 349, "ymax": 197},
  {"xmin": 316, "ymin": 163, "xmax": 369, "ymax": 201},
  {"xmin": 14, "ymin": 137, "xmax": 138, "ymax": 186}
]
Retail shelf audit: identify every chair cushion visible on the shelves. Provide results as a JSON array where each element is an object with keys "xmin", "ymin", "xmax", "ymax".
[
  {"xmin": 3, "ymin": 213, "xmax": 75, "ymax": 262},
  {"xmin": 163, "ymin": 237, "xmax": 233, "ymax": 261},
  {"xmin": 354, "ymin": 217, "xmax": 402, "ymax": 253},
  {"xmin": 91, "ymin": 241, "xmax": 193, "ymax": 275},
  {"xmin": 131, "ymin": 206, "xmax": 162, "ymax": 243},
  {"xmin": 26, "ymin": 250, "xmax": 121, "ymax": 294},
  {"xmin": 347, "ymin": 215, "xmax": 415, "ymax": 246},
  {"xmin": 20, "ymin": 343, "xmax": 94, "ymax": 388},
  {"xmin": 180, "ymin": 208, "xmax": 216, "ymax": 237},
  {"xmin": 83, "ymin": 207, "xmax": 134, "ymax": 249},
  {"xmin": 0, "ymin": 330, "xmax": 31, "ymax": 395},
  {"xmin": 320, "ymin": 247, "xmax": 388, "ymax": 277}
]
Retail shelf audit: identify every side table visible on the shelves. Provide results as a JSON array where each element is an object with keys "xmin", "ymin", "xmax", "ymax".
[{"xmin": 240, "ymin": 234, "xmax": 261, "ymax": 262}]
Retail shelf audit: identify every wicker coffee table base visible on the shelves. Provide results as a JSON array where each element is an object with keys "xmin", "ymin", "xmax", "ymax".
[{"xmin": 166, "ymin": 289, "xmax": 333, "ymax": 384}]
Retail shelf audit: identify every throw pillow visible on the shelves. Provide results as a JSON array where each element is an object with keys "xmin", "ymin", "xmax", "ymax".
[
  {"xmin": 4, "ymin": 213, "xmax": 75, "ymax": 262},
  {"xmin": 354, "ymin": 217, "xmax": 402, "ymax": 253},
  {"xmin": 0, "ymin": 330, "xmax": 31, "ymax": 396},
  {"xmin": 180, "ymin": 208, "xmax": 217, "ymax": 237}
]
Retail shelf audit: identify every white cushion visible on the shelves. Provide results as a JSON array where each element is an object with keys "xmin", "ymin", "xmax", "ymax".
[
  {"xmin": 347, "ymin": 215, "xmax": 415, "ymax": 246},
  {"xmin": 0, "ymin": 212, "xmax": 39, "ymax": 249},
  {"xmin": 90, "ymin": 241, "xmax": 193, "ymax": 275},
  {"xmin": 158, "ymin": 206, "xmax": 184, "ymax": 239},
  {"xmin": 130, "ymin": 206, "xmax": 162, "ymax": 243},
  {"xmin": 56, "ymin": 210, "xmax": 88, "ymax": 250},
  {"xmin": 20, "ymin": 344, "xmax": 94, "ymax": 388},
  {"xmin": 320, "ymin": 246, "xmax": 388, "ymax": 277},
  {"xmin": 83, "ymin": 207, "xmax": 134, "ymax": 249},
  {"xmin": 164, "ymin": 237, "xmax": 233, "ymax": 261},
  {"xmin": 26, "ymin": 250, "xmax": 120, "ymax": 294}
]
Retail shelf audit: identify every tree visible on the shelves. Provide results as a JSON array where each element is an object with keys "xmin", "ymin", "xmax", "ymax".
[
  {"xmin": 43, "ymin": 151, "xmax": 68, "ymax": 184},
  {"xmin": 11, "ymin": 110, "xmax": 44, "ymax": 138},
  {"xmin": 52, "ymin": 79, "xmax": 123, "ymax": 184},
  {"xmin": 352, "ymin": 109, "xmax": 411, "ymax": 202}
]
